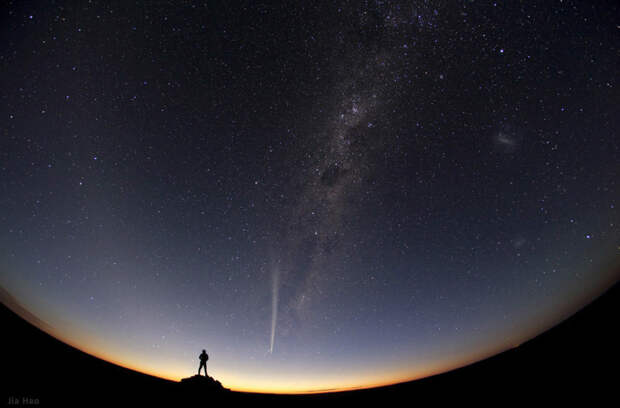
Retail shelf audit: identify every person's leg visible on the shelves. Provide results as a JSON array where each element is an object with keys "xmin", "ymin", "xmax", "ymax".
[{"xmin": 198, "ymin": 362, "xmax": 202, "ymax": 375}]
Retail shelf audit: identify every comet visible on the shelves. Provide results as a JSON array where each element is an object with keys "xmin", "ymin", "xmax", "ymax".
[{"xmin": 269, "ymin": 267, "xmax": 280, "ymax": 354}]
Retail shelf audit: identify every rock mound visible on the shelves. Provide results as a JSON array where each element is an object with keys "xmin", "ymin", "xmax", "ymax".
[{"xmin": 179, "ymin": 375, "xmax": 229, "ymax": 392}]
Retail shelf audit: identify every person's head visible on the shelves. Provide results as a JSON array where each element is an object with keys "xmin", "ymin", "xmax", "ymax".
[{"xmin": 202, "ymin": 349, "xmax": 206, "ymax": 353}]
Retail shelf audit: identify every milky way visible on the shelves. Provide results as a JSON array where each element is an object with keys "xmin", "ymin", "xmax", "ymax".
[{"xmin": 268, "ymin": 3, "xmax": 446, "ymax": 350}]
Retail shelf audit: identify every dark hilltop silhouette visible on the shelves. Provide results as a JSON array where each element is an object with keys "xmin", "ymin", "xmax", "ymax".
[
  {"xmin": 180, "ymin": 374, "xmax": 227, "ymax": 392},
  {"xmin": 175, "ymin": 348, "xmax": 231, "ymax": 397},
  {"xmin": 2, "ymin": 281, "xmax": 619, "ymax": 406}
]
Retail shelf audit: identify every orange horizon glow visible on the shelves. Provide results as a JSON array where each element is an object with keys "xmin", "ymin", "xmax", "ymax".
[
  {"xmin": 0, "ymin": 301, "xmax": 561, "ymax": 394},
  {"xmin": 47, "ymin": 339, "xmax": 524, "ymax": 395},
  {"xmin": 3, "ymin": 297, "xmax": 435, "ymax": 393},
  {"xmin": 4, "ymin": 273, "xmax": 617, "ymax": 395},
  {"xmin": 5, "ymin": 298, "xmax": 511, "ymax": 394}
]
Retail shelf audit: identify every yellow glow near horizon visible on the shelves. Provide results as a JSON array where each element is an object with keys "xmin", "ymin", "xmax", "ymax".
[
  {"xmin": 5, "ymin": 271, "xmax": 617, "ymax": 395},
  {"xmin": 40, "ymin": 325, "xmax": 490, "ymax": 394},
  {"xmin": 4, "ymin": 301, "xmax": 523, "ymax": 394},
  {"xmin": 16, "ymin": 312, "xmax": 442, "ymax": 394},
  {"xmin": 81, "ymin": 331, "xmax": 536, "ymax": 394}
]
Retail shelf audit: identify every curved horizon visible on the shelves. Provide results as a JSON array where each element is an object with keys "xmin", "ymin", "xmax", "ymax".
[{"xmin": 2, "ymin": 266, "xmax": 617, "ymax": 393}]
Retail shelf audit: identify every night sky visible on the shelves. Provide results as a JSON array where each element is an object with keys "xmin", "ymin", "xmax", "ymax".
[{"xmin": 1, "ymin": 0, "xmax": 618, "ymax": 393}]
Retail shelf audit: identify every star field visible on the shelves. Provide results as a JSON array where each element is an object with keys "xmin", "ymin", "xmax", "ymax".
[{"xmin": 1, "ymin": 0, "xmax": 618, "ymax": 393}]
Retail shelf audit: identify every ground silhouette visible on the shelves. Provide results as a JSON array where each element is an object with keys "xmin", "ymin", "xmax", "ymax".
[
  {"xmin": 180, "ymin": 374, "xmax": 228, "ymax": 391},
  {"xmin": 2, "ymin": 281, "xmax": 619, "ymax": 406}
]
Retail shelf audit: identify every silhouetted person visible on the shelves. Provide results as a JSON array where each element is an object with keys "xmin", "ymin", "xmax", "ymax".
[{"xmin": 198, "ymin": 349, "xmax": 209, "ymax": 376}]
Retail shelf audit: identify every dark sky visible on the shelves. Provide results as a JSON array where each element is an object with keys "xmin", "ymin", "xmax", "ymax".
[{"xmin": 1, "ymin": 0, "xmax": 618, "ymax": 393}]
